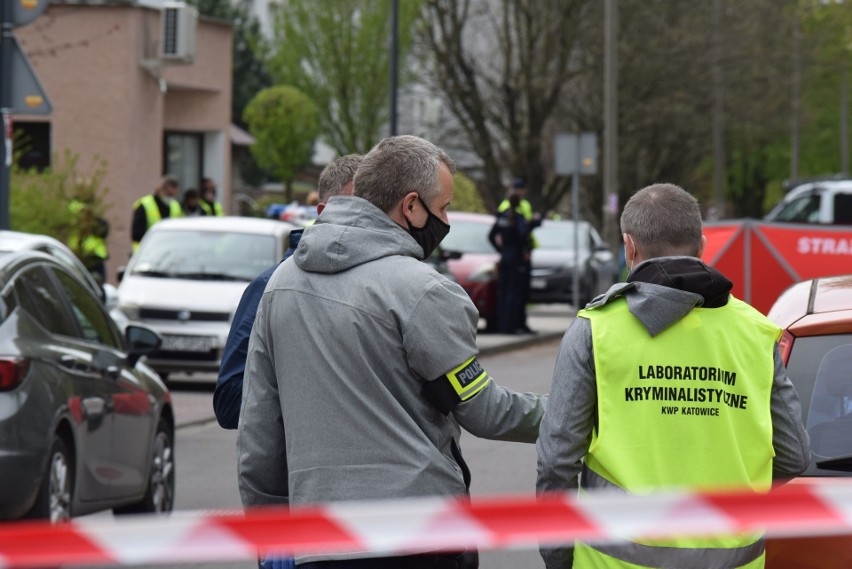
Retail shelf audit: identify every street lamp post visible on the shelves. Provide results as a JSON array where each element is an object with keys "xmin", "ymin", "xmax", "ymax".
[{"xmin": 389, "ymin": 0, "xmax": 399, "ymax": 137}]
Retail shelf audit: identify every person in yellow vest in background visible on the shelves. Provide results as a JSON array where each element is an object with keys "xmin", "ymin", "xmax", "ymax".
[
  {"xmin": 497, "ymin": 177, "xmax": 541, "ymax": 333},
  {"xmin": 67, "ymin": 199, "xmax": 109, "ymax": 285},
  {"xmin": 131, "ymin": 174, "xmax": 183, "ymax": 251},
  {"xmin": 200, "ymin": 177, "xmax": 225, "ymax": 216},
  {"xmin": 536, "ymin": 183, "xmax": 811, "ymax": 569}
]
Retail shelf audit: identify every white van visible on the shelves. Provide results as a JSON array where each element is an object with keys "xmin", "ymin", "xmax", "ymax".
[
  {"xmin": 764, "ymin": 178, "xmax": 852, "ymax": 225},
  {"xmin": 115, "ymin": 216, "xmax": 299, "ymax": 380}
]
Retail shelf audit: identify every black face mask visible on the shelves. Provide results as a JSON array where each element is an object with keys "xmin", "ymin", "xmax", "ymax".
[{"xmin": 406, "ymin": 196, "xmax": 450, "ymax": 260}]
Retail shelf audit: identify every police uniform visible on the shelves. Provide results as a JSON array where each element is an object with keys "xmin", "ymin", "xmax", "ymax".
[
  {"xmin": 131, "ymin": 194, "xmax": 183, "ymax": 250},
  {"xmin": 537, "ymin": 256, "xmax": 811, "ymax": 569}
]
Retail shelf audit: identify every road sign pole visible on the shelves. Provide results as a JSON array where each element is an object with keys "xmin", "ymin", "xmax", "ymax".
[{"xmin": 1, "ymin": 2, "xmax": 14, "ymax": 230}]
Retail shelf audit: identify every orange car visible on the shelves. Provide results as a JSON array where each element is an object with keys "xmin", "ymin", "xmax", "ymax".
[{"xmin": 765, "ymin": 274, "xmax": 852, "ymax": 568}]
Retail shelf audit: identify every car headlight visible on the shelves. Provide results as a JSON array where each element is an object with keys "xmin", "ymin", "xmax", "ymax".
[
  {"xmin": 467, "ymin": 263, "xmax": 496, "ymax": 283},
  {"xmin": 118, "ymin": 303, "xmax": 141, "ymax": 321}
]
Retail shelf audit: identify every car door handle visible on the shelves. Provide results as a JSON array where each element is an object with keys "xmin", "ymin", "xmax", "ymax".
[
  {"xmin": 103, "ymin": 365, "xmax": 120, "ymax": 381},
  {"xmin": 59, "ymin": 355, "xmax": 79, "ymax": 370}
]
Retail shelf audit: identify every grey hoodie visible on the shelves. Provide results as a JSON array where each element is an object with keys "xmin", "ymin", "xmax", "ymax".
[
  {"xmin": 536, "ymin": 257, "xmax": 811, "ymax": 569},
  {"xmin": 237, "ymin": 196, "xmax": 546, "ymax": 562}
]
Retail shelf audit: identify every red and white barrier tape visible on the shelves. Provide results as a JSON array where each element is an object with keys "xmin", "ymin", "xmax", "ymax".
[{"xmin": 2, "ymin": 480, "xmax": 852, "ymax": 567}]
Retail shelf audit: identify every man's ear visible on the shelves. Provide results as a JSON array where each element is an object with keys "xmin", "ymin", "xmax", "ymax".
[
  {"xmin": 400, "ymin": 191, "xmax": 420, "ymax": 224},
  {"xmin": 697, "ymin": 234, "xmax": 707, "ymax": 259},
  {"xmin": 623, "ymin": 233, "xmax": 635, "ymax": 260}
]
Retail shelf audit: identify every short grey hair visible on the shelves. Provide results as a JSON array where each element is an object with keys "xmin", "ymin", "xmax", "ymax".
[
  {"xmin": 161, "ymin": 174, "xmax": 179, "ymax": 189},
  {"xmin": 620, "ymin": 183, "xmax": 703, "ymax": 258},
  {"xmin": 354, "ymin": 135, "xmax": 456, "ymax": 213},
  {"xmin": 318, "ymin": 154, "xmax": 363, "ymax": 202}
]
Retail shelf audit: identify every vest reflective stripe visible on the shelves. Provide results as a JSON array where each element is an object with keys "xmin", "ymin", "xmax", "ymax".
[
  {"xmin": 576, "ymin": 296, "xmax": 779, "ymax": 568},
  {"xmin": 199, "ymin": 200, "xmax": 224, "ymax": 216},
  {"xmin": 588, "ymin": 540, "xmax": 765, "ymax": 569},
  {"xmin": 580, "ymin": 466, "xmax": 765, "ymax": 568}
]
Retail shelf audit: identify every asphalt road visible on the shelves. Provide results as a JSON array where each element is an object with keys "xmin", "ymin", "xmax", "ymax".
[{"xmin": 71, "ymin": 339, "xmax": 563, "ymax": 569}]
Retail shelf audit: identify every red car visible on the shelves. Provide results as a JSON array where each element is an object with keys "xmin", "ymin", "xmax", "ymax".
[
  {"xmin": 442, "ymin": 212, "xmax": 500, "ymax": 331},
  {"xmin": 764, "ymin": 274, "xmax": 852, "ymax": 568}
]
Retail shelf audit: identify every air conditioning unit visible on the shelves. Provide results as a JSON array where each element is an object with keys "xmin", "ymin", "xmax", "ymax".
[{"xmin": 160, "ymin": 2, "xmax": 198, "ymax": 64}]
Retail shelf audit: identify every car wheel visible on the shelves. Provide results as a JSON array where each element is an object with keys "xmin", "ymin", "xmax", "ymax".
[
  {"xmin": 27, "ymin": 435, "xmax": 73, "ymax": 523},
  {"xmin": 114, "ymin": 418, "xmax": 175, "ymax": 515}
]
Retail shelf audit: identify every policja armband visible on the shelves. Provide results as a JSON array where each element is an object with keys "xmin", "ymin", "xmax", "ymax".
[{"xmin": 421, "ymin": 356, "xmax": 491, "ymax": 415}]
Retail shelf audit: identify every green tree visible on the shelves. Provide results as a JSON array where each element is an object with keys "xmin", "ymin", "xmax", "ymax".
[
  {"xmin": 267, "ymin": 0, "xmax": 422, "ymax": 155},
  {"xmin": 420, "ymin": 0, "xmax": 589, "ymax": 213},
  {"xmin": 451, "ymin": 172, "xmax": 487, "ymax": 213},
  {"xmin": 243, "ymin": 86, "xmax": 319, "ymax": 202}
]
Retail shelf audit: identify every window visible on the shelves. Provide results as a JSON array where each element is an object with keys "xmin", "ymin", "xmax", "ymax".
[
  {"xmin": 13, "ymin": 122, "xmax": 50, "ymax": 172},
  {"xmin": 773, "ymin": 194, "xmax": 821, "ymax": 223},
  {"xmin": 833, "ymin": 193, "xmax": 852, "ymax": 225},
  {"xmin": 164, "ymin": 131, "xmax": 204, "ymax": 197},
  {"xmin": 804, "ymin": 343, "xmax": 852, "ymax": 459},
  {"xmin": 132, "ymin": 229, "xmax": 278, "ymax": 281},
  {"xmin": 52, "ymin": 268, "xmax": 122, "ymax": 349},
  {"xmin": 14, "ymin": 266, "xmax": 77, "ymax": 337}
]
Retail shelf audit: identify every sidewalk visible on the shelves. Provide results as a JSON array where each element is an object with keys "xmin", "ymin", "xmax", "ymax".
[{"xmin": 477, "ymin": 303, "xmax": 575, "ymax": 356}]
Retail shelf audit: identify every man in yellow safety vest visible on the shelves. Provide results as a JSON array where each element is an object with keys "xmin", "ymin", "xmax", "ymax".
[
  {"xmin": 131, "ymin": 174, "xmax": 183, "ymax": 251},
  {"xmin": 200, "ymin": 177, "xmax": 225, "ymax": 216},
  {"xmin": 536, "ymin": 183, "xmax": 811, "ymax": 569}
]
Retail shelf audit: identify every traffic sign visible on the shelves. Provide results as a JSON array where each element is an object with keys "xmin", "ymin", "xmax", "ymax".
[
  {"xmin": 554, "ymin": 132, "xmax": 598, "ymax": 175},
  {"xmin": 9, "ymin": 35, "xmax": 51, "ymax": 115},
  {"xmin": 9, "ymin": 0, "xmax": 49, "ymax": 28}
]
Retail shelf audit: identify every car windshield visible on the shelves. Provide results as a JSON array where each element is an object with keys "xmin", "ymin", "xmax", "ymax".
[
  {"xmin": 533, "ymin": 223, "xmax": 587, "ymax": 250},
  {"xmin": 131, "ymin": 230, "xmax": 277, "ymax": 281},
  {"xmin": 803, "ymin": 341, "xmax": 852, "ymax": 460},
  {"xmin": 770, "ymin": 194, "xmax": 821, "ymax": 222},
  {"xmin": 442, "ymin": 220, "xmax": 496, "ymax": 254}
]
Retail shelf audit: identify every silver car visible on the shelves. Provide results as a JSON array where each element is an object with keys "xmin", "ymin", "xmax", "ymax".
[
  {"xmin": 0, "ymin": 250, "xmax": 171, "ymax": 521},
  {"xmin": 116, "ymin": 216, "xmax": 299, "ymax": 380}
]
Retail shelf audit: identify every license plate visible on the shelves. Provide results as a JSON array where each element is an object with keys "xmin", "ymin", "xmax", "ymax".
[
  {"xmin": 160, "ymin": 334, "xmax": 213, "ymax": 353},
  {"xmin": 531, "ymin": 278, "xmax": 547, "ymax": 290}
]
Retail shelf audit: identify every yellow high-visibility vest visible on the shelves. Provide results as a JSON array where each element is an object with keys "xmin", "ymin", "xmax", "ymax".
[{"xmin": 574, "ymin": 295, "xmax": 779, "ymax": 568}]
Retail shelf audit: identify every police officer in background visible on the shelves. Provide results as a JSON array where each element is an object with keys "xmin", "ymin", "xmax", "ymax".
[
  {"xmin": 537, "ymin": 183, "xmax": 810, "ymax": 569},
  {"xmin": 131, "ymin": 174, "xmax": 183, "ymax": 251},
  {"xmin": 497, "ymin": 177, "xmax": 541, "ymax": 331},
  {"xmin": 200, "ymin": 177, "xmax": 225, "ymax": 216}
]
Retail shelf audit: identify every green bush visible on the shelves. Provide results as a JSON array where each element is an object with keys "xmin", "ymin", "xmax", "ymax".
[{"xmin": 10, "ymin": 149, "xmax": 110, "ymax": 253}]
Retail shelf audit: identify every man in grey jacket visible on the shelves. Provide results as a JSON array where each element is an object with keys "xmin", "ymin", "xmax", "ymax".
[
  {"xmin": 238, "ymin": 135, "xmax": 547, "ymax": 568},
  {"xmin": 536, "ymin": 183, "xmax": 811, "ymax": 569}
]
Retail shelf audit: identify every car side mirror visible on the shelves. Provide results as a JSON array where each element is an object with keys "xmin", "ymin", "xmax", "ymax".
[
  {"xmin": 125, "ymin": 324, "xmax": 161, "ymax": 367},
  {"xmin": 117, "ymin": 265, "xmax": 126, "ymax": 283},
  {"xmin": 594, "ymin": 242, "xmax": 612, "ymax": 253},
  {"xmin": 441, "ymin": 249, "xmax": 462, "ymax": 261}
]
